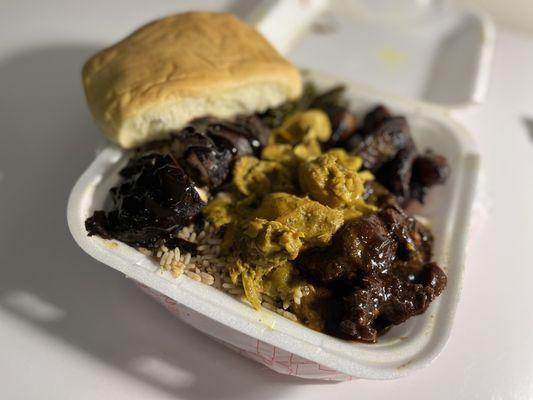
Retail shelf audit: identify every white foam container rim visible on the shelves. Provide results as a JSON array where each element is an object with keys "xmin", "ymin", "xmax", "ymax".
[
  {"xmin": 249, "ymin": 0, "xmax": 495, "ymax": 110},
  {"xmin": 67, "ymin": 71, "xmax": 480, "ymax": 379}
]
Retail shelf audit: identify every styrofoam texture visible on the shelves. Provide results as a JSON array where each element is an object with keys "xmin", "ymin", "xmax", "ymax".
[
  {"xmin": 250, "ymin": 0, "xmax": 495, "ymax": 109},
  {"xmin": 67, "ymin": 72, "xmax": 479, "ymax": 380},
  {"xmin": 135, "ymin": 282, "xmax": 354, "ymax": 381}
]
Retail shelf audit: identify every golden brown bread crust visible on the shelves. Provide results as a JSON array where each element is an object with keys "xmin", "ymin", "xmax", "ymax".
[{"xmin": 82, "ymin": 12, "xmax": 302, "ymax": 148}]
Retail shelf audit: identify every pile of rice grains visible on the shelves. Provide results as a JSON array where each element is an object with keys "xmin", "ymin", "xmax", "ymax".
[{"xmin": 86, "ymin": 83, "xmax": 450, "ymax": 342}]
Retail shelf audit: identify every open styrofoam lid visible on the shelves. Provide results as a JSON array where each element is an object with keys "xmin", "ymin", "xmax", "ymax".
[{"xmin": 249, "ymin": 0, "xmax": 495, "ymax": 109}]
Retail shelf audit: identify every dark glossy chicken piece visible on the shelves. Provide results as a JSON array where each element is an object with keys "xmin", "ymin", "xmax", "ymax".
[
  {"xmin": 376, "ymin": 148, "xmax": 416, "ymax": 201},
  {"xmin": 338, "ymin": 263, "xmax": 446, "ymax": 342},
  {"xmin": 181, "ymin": 146, "xmax": 233, "ymax": 188},
  {"xmin": 206, "ymin": 115, "xmax": 270, "ymax": 156},
  {"xmin": 351, "ymin": 116, "xmax": 415, "ymax": 172},
  {"xmin": 85, "ymin": 154, "xmax": 205, "ymax": 249},
  {"xmin": 349, "ymin": 106, "xmax": 450, "ymax": 203},
  {"xmin": 409, "ymin": 151, "xmax": 450, "ymax": 202},
  {"xmin": 295, "ymin": 193, "xmax": 445, "ymax": 343},
  {"xmin": 321, "ymin": 105, "xmax": 358, "ymax": 150},
  {"xmin": 208, "ymin": 125, "xmax": 254, "ymax": 157},
  {"xmin": 164, "ymin": 116, "xmax": 270, "ymax": 189},
  {"xmin": 379, "ymin": 204, "xmax": 433, "ymax": 267},
  {"xmin": 168, "ymin": 127, "xmax": 233, "ymax": 189},
  {"xmin": 295, "ymin": 215, "xmax": 398, "ymax": 284},
  {"xmin": 358, "ymin": 105, "xmax": 392, "ymax": 136}
]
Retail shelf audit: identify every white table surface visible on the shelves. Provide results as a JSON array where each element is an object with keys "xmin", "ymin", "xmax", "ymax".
[{"xmin": 1, "ymin": 1, "xmax": 533, "ymax": 399}]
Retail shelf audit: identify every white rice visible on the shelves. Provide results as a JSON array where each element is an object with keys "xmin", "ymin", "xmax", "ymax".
[{"xmin": 142, "ymin": 222, "xmax": 299, "ymax": 322}]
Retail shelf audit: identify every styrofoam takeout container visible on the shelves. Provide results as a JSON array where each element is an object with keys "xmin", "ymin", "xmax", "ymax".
[
  {"xmin": 68, "ymin": 71, "xmax": 480, "ymax": 380},
  {"xmin": 249, "ymin": 0, "xmax": 495, "ymax": 108}
]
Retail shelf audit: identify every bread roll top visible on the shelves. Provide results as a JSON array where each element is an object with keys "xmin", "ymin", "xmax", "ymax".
[{"xmin": 82, "ymin": 12, "xmax": 302, "ymax": 148}]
